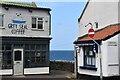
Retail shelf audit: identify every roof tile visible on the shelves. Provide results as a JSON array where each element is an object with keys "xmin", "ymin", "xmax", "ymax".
[{"xmin": 77, "ymin": 24, "xmax": 120, "ymax": 42}]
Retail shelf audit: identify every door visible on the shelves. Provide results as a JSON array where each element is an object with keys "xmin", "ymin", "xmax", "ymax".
[{"xmin": 13, "ymin": 49, "xmax": 23, "ymax": 75}]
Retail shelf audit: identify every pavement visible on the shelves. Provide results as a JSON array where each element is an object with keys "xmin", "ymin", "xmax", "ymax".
[{"xmin": 1, "ymin": 70, "xmax": 78, "ymax": 80}]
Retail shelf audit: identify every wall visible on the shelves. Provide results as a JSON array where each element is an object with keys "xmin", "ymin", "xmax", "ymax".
[
  {"xmin": 105, "ymin": 34, "xmax": 119, "ymax": 76},
  {"xmin": 78, "ymin": 1, "xmax": 118, "ymax": 37},
  {"xmin": 50, "ymin": 61, "xmax": 74, "ymax": 72},
  {"xmin": 0, "ymin": 5, "xmax": 50, "ymax": 38}
]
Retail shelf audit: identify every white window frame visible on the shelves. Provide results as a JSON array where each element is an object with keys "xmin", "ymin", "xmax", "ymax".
[
  {"xmin": 31, "ymin": 17, "xmax": 44, "ymax": 30},
  {"xmin": 84, "ymin": 46, "xmax": 96, "ymax": 68}
]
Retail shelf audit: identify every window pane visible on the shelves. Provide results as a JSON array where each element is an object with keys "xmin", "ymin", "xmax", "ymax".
[
  {"xmin": 36, "ymin": 57, "xmax": 40, "ymax": 62},
  {"xmin": 25, "ymin": 52, "xmax": 30, "ymax": 68},
  {"xmin": 0, "ymin": 15, "xmax": 3, "ymax": 27},
  {"xmin": 32, "ymin": 18, "xmax": 36, "ymax": 28},
  {"xmin": 7, "ymin": 52, "xmax": 11, "ymax": 59},
  {"xmin": 41, "ymin": 45, "xmax": 46, "ymax": 50},
  {"xmin": 36, "ymin": 45, "xmax": 41, "ymax": 50},
  {"xmin": 15, "ymin": 51, "xmax": 21, "ymax": 61},
  {"xmin": 41, "ymin": 51, "xmax": 46, "ymax": 58},
  {"xmin": 84, "ymin": 45, "xmax": 96, "ymax": 67},
  {"xmin": 25, "ymin": 44, "xmax": 30, "ymax": 50},
  {"xmin": 0, "ymin": 45, "xmax": 2, "ymax": 50},
  {"xmin": 92, "ymin": 57, "xmax": 95, "ymax": 66},
  {"xmin": 31, "ymin": 52, "xmax": 35, "ymax": 62},
  {"xmin": 30, "ymin": 44, "xmax": 35, "ymax": 50},
  {"xmin": 38, "ymin": 18, "xmax": 43, "ymax": 20},
  {"xmin": 38, "ymin": 21, "xmax": 43, "ymax": 29},
  {"xmin": 2, "ymin": 52, "xmax": 12, "ymax": 69},
  {"xmin": 6, "ymin": 45, "xmax": 11, "ymax": 50}
]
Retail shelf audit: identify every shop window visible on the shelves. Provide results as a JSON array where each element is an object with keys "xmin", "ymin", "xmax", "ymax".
[
  {"xmin": 24, "ymin": 44, "xmax": 47, "ymax": 68},
  {"xmin": 0, "ymin": 15, "xmax": 4, "ymax": 27},
  {"xmin": 24, "ymin": 52, "xmax": 30, "ymax": 68},
  {"xmin": 32, "ymin": 17, "xmax": 44, "ymax": 30},
  {"xmin": 30, "ymin": 51, "xmax": 46, "ymax": 63},
  {"xmin": 2, "ymin": 52, "xmax": 12, "ymax": 69},
  {"xmin": 83, "ymin": 46, "xmax": 96, "ymax": 67}
]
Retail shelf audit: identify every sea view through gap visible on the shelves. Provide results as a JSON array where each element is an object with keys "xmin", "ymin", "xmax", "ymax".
[{"xmin": 50, "ymin": 50, "xmax": 74, "ymax": 62}]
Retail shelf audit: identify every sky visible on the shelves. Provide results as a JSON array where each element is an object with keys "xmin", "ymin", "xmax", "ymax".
[
  {"xmin": 36, "ymin": 2, "xmax": 86, "ymax": 50},
  {"xmin": 4, "ymin": 0, "xmax": 87, "ymax": 50}
]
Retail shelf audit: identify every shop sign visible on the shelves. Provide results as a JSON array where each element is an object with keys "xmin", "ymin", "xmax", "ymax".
[
  {"xmin": 8, "ymin": 19, "xmax": 28, "ymax": 34},
  {"xmin": 108, "ymin": 41, "xmax": 117, "ymax": 46}
]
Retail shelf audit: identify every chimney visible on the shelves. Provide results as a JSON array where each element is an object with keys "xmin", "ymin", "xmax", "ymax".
[{"xmin": 32, "ymin": 2, "xmax": 37, "ymax": 7}]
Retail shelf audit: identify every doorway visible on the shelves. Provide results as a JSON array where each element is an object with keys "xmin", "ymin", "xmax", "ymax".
[{"xmin": 13, "ymin": 49, "xmax": 23, "ymax": 75}]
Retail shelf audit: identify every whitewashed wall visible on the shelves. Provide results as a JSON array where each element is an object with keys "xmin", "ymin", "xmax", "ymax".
[
  {"xmin": 105, "ymin": 34, "xmax": 119, "ymax": 76},
  {"xmin": 77, "ymin": 34, "xmax": 119, "ymax": 77},
  {"xmin": 0, "ymin": 6, "xmax": 50, "ymax": 37},
  {"xmin": 78, "ymin": 1, "xmax": 118, "ymax": 37},
  {"xmin": 77, "ymin": 0, "xmax": 119, "ymax": 77}
]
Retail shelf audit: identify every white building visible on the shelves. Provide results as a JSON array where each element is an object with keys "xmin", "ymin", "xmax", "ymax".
[
  {"xmin": 0, "ymin": 1, "xmax": 51, "ymax": 75},
  {"xmin": 74, "ymin": 0, "xmax": 120, "ymax": 79}
]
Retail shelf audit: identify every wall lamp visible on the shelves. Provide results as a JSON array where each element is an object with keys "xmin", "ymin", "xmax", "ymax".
[{"xmin": 85, "ymin": 22, "xmax": 98, "ymax": 28}]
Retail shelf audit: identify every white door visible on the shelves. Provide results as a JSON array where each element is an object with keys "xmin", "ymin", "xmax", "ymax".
[{"xmin": 13, "ymin": 49, "xmax": 23, "ymax": 75}]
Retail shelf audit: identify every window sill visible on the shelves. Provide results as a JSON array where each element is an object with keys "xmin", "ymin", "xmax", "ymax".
[
  {"xmin": 0, "ymin": 27, "xmax": 5, "ymax": 29},
  {"xmin": 31, "ymin": 29, "xmax": 44, "ymax": 31},
  {"xmin": 80, "ymin": 66, "xmax": 97, "ymax": 71}
]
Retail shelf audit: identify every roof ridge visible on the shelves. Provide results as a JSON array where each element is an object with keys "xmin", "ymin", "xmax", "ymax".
[{"xmin": 0, "ymin": 1, "xmax": 37, "ymax": 7}]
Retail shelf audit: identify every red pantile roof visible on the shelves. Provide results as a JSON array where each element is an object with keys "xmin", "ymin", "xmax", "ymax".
[{"xmin": 75, "ymin": 24, "xmax": 120, "ymax": 43}]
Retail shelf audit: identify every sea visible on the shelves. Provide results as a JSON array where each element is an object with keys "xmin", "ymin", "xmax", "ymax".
[{"xmin": 50, "ymin": 50, "xmax": 74, "ymax": 62}]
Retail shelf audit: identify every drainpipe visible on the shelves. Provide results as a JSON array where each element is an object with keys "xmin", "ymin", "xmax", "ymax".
[
  {"xmin": 119, "ymin": 34, "xmax": 120, "ymax": 75},
  {"xmin": 74, "ymin": 44, "xmax": 78, "ymax": 78},
  {"xmin": 118, "ymin": 2, "xmax": 120, "ymax": 75}
]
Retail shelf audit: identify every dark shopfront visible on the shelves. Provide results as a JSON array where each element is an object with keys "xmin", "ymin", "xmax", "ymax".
[{"xmin": 0, "ymin": 36, "xmax": 51, "ymax": 75}]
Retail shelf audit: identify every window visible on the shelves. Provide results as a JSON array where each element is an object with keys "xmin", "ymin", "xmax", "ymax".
[
  {"xmin": 14, "ymin": 51, "xmax": 22, "ymax": 61},
  {"xmin": 0, "ymin": 15, "xmax": 4, "ymax": 27},
  {"xmin": 32, "ymin": 17, "xmax": 43, "ymax": 30},
  {"xmin": 24, "ymin": 44, "xmax": 47, "ymax": 68},
  {"xmin": 83, "ymin": 46, "xmax": 96, "ymax": 67},
  {"xmin": 31, "ymin": 51, "xmax": 46, "ymax": 63},
  {"xmin": 2, "ymin": 52, "xmax": 12, "ymax": 69}
]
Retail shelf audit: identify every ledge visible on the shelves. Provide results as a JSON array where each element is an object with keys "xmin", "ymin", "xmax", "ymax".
[
  {"xmin": 0, "ymin": 27, "xmax": 5, "ymax": 29},
  {"xmin": 31, "ymin": 29, "xmax": 44, "ymax": 31},
  {"xmin": 80, "ymin": 66, "xmax": 97, "ymax": 71}
]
